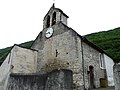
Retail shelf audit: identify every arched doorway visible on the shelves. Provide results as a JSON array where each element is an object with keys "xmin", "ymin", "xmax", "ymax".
[{"xmin": 89, "ymin": 65, "xmax": 95, "ymax": 89}]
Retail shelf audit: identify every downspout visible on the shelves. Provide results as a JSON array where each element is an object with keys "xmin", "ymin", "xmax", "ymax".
[{"xmin": 81, "ymin": 38, "xmax": 85, "ymax": 90}]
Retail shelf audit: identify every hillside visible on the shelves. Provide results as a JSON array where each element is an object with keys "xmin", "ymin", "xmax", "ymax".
[
  {"xmin": 85, "ymin": 27, "xmax": 120, "ymax": 63},
  {"xmin": 0, "ymin": 27, "xmax": 120, "ymax": 65}
]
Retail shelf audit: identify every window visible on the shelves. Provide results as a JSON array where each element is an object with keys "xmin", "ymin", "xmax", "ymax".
[
  {"xmin": 99, "ymin": 53, "xmax": 104, "ymax": 69},
  {"xmin": 46, "ymin": 15, "xmax": 50, "ymax": 28},
  {"xmin": 52, "ymin": 12, "xmax": 56, "ymax": 25}
]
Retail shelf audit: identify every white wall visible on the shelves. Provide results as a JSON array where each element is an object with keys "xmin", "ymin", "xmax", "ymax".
[
  {"xmin": 0, "ymin": 45, "xmax": 38, "ymax": 90},
  {"xmin": 104, "ymin": 54, "xmax": 114, "ymax": 86},
  {"xmin": 0, "ymin": 53, "xmax": 11, "ymax": 83},
  {"xmin": 11, "ymin": 45, "xmax": 37, "ymax": 73},
  {"xmin": 0, "ymin": 48, "xmax": 14, "ymax": 90}
]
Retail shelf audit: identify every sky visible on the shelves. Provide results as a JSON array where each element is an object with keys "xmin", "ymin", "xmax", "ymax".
[{"xmin": 0, "ymin": 0, "xmax": 120, "ymax": 49}]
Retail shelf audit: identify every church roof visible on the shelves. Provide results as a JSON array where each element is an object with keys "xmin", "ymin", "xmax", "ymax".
[
  {"xmin": 44, "ymin": 4, "xmax": 69, "ymax": 20},
  {"xmin": 55, "ymin": 8, "xmax": 69, "ymax": 18},
  {"xmin": 66, "ymin": 24, "xmax": 114, "ymax": 60},
  {"xmin": 82, "ymin": 36, "xmax": 114, "ymax": 59}
]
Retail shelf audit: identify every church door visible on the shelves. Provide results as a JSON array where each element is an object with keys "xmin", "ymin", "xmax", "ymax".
[{"xmin": 89, "ymin": 66, "xmax": 95, "ymax": 89}]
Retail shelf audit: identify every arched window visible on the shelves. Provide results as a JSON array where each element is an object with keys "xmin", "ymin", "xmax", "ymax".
[
  {"xmin": 99, "ymin": 53, "xmax": 104, "ymax": 69},
  {"xmin": 52, "ymin": 12, "xmax": 56, "ymax": 26},
  {"xmin": 46, "ymin": 15, "xmax": 50, "ymax": 28}
]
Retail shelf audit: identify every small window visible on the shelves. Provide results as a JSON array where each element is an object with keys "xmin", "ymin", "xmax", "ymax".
[
  {"xmin": 52, "ymin": 12, "xmax": 56, "ymax": 26},
  {"xmin": 99, "ymin": 53, "xmax": 104, "ymax": 69},
  {"xmin": 46, "ymin": 15, "xmax": 50, "ymax": 28}
]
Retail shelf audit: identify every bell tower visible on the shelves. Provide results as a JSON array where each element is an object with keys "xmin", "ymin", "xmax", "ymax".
[{"xmin": 43, "ymin": 4, "xmax": 69, "ymax": 29}]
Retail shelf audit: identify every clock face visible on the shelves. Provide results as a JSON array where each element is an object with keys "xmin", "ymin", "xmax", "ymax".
[{"xmin": 45, "ymin": 28, "xmax": 54, "ymax": 38}]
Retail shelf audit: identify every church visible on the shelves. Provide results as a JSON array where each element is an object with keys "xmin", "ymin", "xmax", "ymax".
[{"xmin": 0, "ymin": 4, "xmax": 114, "ymax": 90}]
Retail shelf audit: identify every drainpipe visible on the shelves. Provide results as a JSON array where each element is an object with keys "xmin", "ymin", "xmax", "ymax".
[{"xmin": 81, "ymin": 38, "xmax": 85, "ymax": 90}]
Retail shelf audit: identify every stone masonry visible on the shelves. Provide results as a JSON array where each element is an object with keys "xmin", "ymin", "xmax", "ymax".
[
  {"xmin": 113, "ymin": 64, "xmax": 120, "ymax": 90},
  {"xmin": 31, "ymin": 22, "xmax": 105, "ymax": 89},
  {"xmin": 7, "ymin": 69, "xmax": 73, "ymax": 90},
  {"xmin": 31, "ymin": 5, "xmax": 106, "ymax": 90}
]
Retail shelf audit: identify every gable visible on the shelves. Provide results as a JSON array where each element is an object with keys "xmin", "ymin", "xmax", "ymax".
[{"xmin": 31, "ymin": 22, "xmax": 72, "ymax": 50}]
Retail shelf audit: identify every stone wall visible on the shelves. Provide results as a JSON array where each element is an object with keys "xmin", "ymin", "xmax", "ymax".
[
  {"xmin": 0, "ymin": 53, "xmax": 11, "ymax": 87},
  {"xmin": 0, "ymin": 45, "xmax": 38, "ymax": 90},
  {"xmin": 31, "ymin": 22, "xmax": 107, "ymax": 89},
  {"xmin": 7, "ymin": 74, "xmax": 47, "ymax": 90},
  {"xmin": 0, "ymin": 48, "xmax": 13, "ymax": 90},
  {"xmin": 113, "ymin": 64, "xmax": 120, "ymax": 90},
  {"xmin": 82, "ymin": 42, "xmax": 105, "ymax": 89},
  {"xmin": 31, "ymin": 23, "xmax": 84, "ymax": 89},
  {"xmin": 7, "ymin": 69, "xmax": 73, "ymax": 90},
  {"xmin": 11, "ymin": 45, "xmax": 37, "ymax": 73}
]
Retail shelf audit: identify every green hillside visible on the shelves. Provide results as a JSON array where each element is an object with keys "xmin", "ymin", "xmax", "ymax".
[
  {"xmin": 85, "ymin": 27, "xmax": 120, "ymax": 63},
  {"xmin": 0, "ymin": 41, "xmax": 33, "ymax": 65}
]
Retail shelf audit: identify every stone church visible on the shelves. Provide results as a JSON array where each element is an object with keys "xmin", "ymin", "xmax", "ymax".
[{"xmin": 0, "ymin": 4, "xmax": 114, "ymax": 90}]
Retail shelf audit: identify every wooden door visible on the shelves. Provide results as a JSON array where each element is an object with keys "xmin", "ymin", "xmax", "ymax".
[{"xmin": 89, "ymin": 66, "xmax": 95, "ymax": 89}]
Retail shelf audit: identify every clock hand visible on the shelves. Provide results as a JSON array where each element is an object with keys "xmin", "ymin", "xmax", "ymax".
[{"xmin": 46, "ymin": 32, "xmax": 50, "ymax": 34}]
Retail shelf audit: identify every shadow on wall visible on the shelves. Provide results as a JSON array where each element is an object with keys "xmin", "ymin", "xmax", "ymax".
[{"xmin": 6, "ymin": 69, "xmax": 73, "ymax": 90}]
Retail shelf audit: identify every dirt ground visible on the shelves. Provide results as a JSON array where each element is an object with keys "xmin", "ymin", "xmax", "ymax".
[{"xmin": 93, "ymin": 86, "xmax": 115, "ymax": 90}]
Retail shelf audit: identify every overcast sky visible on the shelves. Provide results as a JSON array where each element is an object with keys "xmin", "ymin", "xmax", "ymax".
[{"xmin": 0, "ymin": 0, "xmax": 120, "ymax": 49}]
